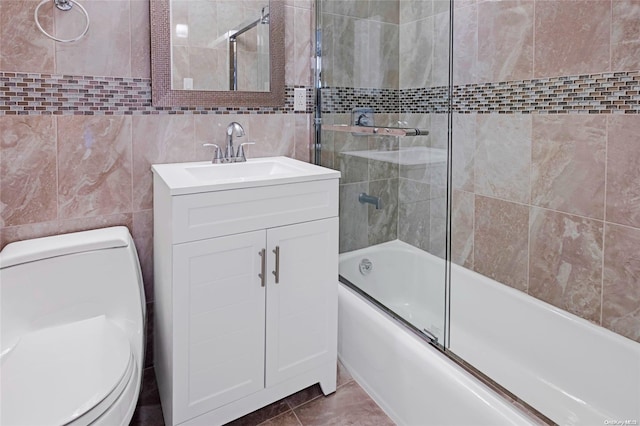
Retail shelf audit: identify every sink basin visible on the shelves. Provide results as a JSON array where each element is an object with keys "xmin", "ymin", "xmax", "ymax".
[
  {"xmin": 152, "ymin": 156, "xmax": 341, "ymax": 195},
  {"xmin": 184, "ymin": 159, "xmax": 304, "ymax": 181}
]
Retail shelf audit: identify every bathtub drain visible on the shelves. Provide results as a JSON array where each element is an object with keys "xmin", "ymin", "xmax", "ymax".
[{"xmin": 359, "ymin": 258, "xmax": 373, "ymax": 275}]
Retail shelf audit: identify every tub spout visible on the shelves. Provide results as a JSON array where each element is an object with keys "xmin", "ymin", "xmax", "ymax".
[{"xmin": 359, "ymin": 193, "xmax": 382, "ymax": 209}]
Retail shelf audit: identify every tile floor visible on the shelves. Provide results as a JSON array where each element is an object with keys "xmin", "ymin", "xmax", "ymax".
[{"xmin": 130, "ymin": 362, "xmax": 394, "ymax": 426}]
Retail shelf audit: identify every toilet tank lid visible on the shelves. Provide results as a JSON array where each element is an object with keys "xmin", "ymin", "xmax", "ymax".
[{"xmin": 0, "ymin": 227, "xmax": 132, "ymax": 269}]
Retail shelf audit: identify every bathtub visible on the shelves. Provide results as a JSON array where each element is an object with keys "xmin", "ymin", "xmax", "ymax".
[{"xmin": 338, "ymin": 240, "xmax": 640, "ymax": 425}]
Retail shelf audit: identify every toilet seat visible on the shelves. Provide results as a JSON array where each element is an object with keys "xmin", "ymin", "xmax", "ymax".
[{"xmin": 1, "ymin": 315, "xmax": 134, "ymax": 426}]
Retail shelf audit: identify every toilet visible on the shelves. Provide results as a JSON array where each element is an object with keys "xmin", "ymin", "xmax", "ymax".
[{"xmin": 0, "ymin": 226, "xmax": 146, "ymax": 426}]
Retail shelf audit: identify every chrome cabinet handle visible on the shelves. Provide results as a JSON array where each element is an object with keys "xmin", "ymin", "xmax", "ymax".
[
  {"xmin": 272, "ymin": 246, "xmax": 280, "ymax": 284},
  {"xmin": 258, "ymin": 249, "xmax": 266, "ymax": 287}
]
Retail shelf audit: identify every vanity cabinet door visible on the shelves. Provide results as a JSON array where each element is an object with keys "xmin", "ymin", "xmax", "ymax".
[
  {"xmin": 172, "ymin": 231, "xmax": 266, "ymax": 423},
  {"xmin": 265, "ymin": 217, "xmax": 339, "ymax": 387}
]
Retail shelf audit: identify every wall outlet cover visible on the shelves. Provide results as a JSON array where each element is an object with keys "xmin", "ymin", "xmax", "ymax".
[{"xmin": 294, "ymin": 88, "xmax": 306, "ymax": 111}]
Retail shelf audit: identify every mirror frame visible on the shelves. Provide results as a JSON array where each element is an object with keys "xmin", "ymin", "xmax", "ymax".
[{"xmin": 150, "ymin": 0, "xmax": 285, "ymax": 107}]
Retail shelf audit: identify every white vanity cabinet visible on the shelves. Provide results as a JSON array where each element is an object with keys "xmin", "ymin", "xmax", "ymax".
[{"xmin": 152, "ymin": 158, "xmax": 340, "ymax": 426}]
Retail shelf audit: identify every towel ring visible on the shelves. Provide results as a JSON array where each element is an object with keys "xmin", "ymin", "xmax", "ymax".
[{"xmin": 34, "ymin": 0, "xmax": 90, "ymax": 43}]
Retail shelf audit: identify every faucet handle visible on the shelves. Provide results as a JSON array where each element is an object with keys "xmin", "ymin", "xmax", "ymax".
[
  {"xmin": 202, "ymin": 143, "xmax": 224, "ymax": 163},
  {"xmin": 236, "ymin": 142, "xmax": 255, "ymax": 162}
]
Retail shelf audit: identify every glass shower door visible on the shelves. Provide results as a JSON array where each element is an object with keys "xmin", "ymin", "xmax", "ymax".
[{"xmin": 315, "ymin": 0, "xmax": 451, "ymax": 345}]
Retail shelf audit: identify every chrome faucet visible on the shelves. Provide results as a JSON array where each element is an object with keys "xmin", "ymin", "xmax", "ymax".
[
  {"xmin": 202, "ymin": 122, "xmax": 254, "ymax": 163},
  {"xmin": 225, "ymin": 122, "xmax": 245, "ymax": 161}
]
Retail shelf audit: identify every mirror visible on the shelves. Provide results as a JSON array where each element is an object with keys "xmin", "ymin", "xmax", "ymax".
[{"xmin": 150, "ymin": 0, "xmax": 285, "ymax": 107}]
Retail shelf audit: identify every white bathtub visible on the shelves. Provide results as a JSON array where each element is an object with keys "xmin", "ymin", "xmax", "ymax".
[{"xmin": 338, "ymin": 240, "xmax": 640, "ymax": 425}]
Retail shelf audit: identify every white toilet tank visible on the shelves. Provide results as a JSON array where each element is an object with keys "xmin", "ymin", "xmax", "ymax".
[{"xmin": 0, "ymin": 226, "xmax": 146, "ymax": 425}]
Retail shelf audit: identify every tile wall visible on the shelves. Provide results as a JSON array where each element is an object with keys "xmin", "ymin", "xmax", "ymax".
[
  {"xmin": 450, "ymin": 0, "xmax": 640, "ymax": 343},
  {"xmin": 0, "ymin": 0, "xmax": 315, "ymax": 367},
  {"xmin": 321, "ymin": 0, "xmax": 639, "ymax": 344}
]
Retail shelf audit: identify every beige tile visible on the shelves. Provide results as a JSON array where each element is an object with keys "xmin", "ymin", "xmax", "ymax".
[
  {"xmin": 534, "ymin": 0, "xmax": 610, "ymax": 78},
  {"xmin": 285, "ymin": 385, "xmax": 323, "ymax": 410},
  {"xmin": 606, "ymin": 115, "xmax": 640, "ymax": 228},
  {"xmin": 612, "ymin": 0, "xmax": 640, "ymax": 71},
  {"xmin": 531, "ymin": 115, "xmax": 606, "ymax": 220},
  {"xmin": 0, "ymin": 220, "xmax": 60, "ymax": 250},
  {"xmin": 293, "ymin": 114, "xmax": 312, "ymax": 163},
  {"xmin": 452, "ymin": 3, "xmax": 478, "ymax": 85},
  {"xmin": 57, "ymin": 213, "xmax": 133, "ymax": 235},
  {"xmin": 399, "ymin": 16, "xmax": 433, "ymax": 89},
  {"xmin": 452, "ymin": 113, "xmax": 476, "ymax": 191},
  {"xmin": 399, "ymin": 0, "xmax": 431, "ymax": 24},
  {"xmin": 132, "ymin": 209, "xmax": 154, "ymax": 302},
  {"xmin": 1, "ymin": 116, "xmax": 57, "ymax": 227},
  {"xmin": 57, "ymin": 116, "xmax": 132, "ymax": 219},
  {"xmin": 528, "ymin": 208, "xmax": 603, "ymax": 323},
  {"xmin": 0, "ymin": 0, "xmax": 55, "ymax": 73},
  {"xmin": 452, "ymin": 189, "xmax": 474, "ymax": 269},
  {"xmin": 131, "ymin": 0, "xmax": 151, "ymax": 78},
  {"xmin": 603, "ymin": 223, "xmax": 640, "ymax": 343},
  {"xmin": 227, "ymin": 399, "xmax": 291, "ymax": 426},
  {"xmin": 132, "ymin": 115, "xmax": 195, "ymax": 211},
  {"xmin": 258, "ymin": 411, "xmax": 301, "ymax": 426},
  {"xmin": 246, "ymin": 114, "xmax": 296, "ymax": 158},
  {"xmin": 474, "ymin": 195, "xmax": 529, "ymax": 292},
  {"xmin": 370, "ymin": 0, "xmax": 399, "ymax": 24},
  {"xmin": 294, "ymin": 381, "xmax": 394, "ymax": 426},
  {"xmin": 368, "ymin": 21, "xmax": 399, "ymax": 89},
  {"xmin": 477, "ymin": 0, "xmax": 533, "ymax": 83},
  {"xmin": 294, "ymin": 7, "xmax": 313, "ymax": 87},
  {"xmin": 475, "ymin": 114, "xmax": 531, "ymax": 204},
  {"xmin": 55, "ymin": 0, "xmax": 132, "ymax": 77}
]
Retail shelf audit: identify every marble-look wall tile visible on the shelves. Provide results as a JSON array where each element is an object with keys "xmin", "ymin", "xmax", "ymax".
[
  {"xmin": 606, "ymin": 115, "xmax": 640, "ymax": 229},
  {"xmin": 56, "ymin": 0, "xmax": 132, "ymax": 77},
  {"xmin": 474, "ymin": 195, "xmax": 529, "ymax": 292},
  {"xmin": 0, "ymin": 220, "xmax": 60, "ymax": 250},
  {"xmin": 294, "ymin": 114, "xmax": 312, "ymax": 163},
  {"xmin": 132, "ymin": 115, "xmax": 195, "ymax": 211},
  {"xmin": 534, "ymin": 0, "xmax": 610, "ymax": 78},
  {"xmin": 612, "ymin": 0, "xmax": 640, "ymax": 72},
  {"xmin": 57, "ymin": 116, "xmax": 133, "ymax": 219},
  {"xmin": 133, "ymin": 209, "xmax": 154, "ymax": 302},
  {"xmin": 57, "ymin": 212, "xmax": 133, "ymax": 236},
  {"xmin": 293, "ymin": 6, "xmax": 313, "ymax": 86},
  {"xmin": 452, "ymin": 113, "xmax": 476, "ymax": 191},
  {"xmin": 399, "ymin": 16, "xmax": 434, "ymax": 89},
  {"xmin": 451, "ymin": 189, "xmax": 474, "ymax": 268},
  {"xmin": 368, "ymin": 21, "xmax": 399, "ymax": 89},
  {"xmin": 131, "ymin": 0, "xmax": 151, "ymax": 78},
  {"xmin": 531, "ymin": 115, "xmax": 606, "ymax": 220},
  {"xmin": 475, "ymin": 114, "xmax": 531, "ymax": 204},
  {"xmin": 399, "ymin": 0, "xmax": 432, "ymax": 24},
  {"xmin": 0, "ymin": 0, "xmax": 55, "ymax": 73},
  {"xmin": 399, "ymin": 200, "xmax": 430, "ymax": 251},
  {"xmin": 429, "ymin": 188, "xmax": 447, "ymax": 258},
  {"xmin": 323, "ymin": 0, "xmax": 370, "ymax": 19},
  {"xmin": 477, "ymin": 0, "xmax": 533, "ymax": 83},
  {"xmin": 603, "ymin": 223, "xmax": 640, "ymax": 343},
  {"xmin": 339, "ymin": 182, "xmax": 369, "ymax": 253},
  {"xmin": 1, "ymin": 116, "xmax": 57, "ymax": 227},
  {"xmin": 452, "ymin": 3, "xmax": 478, "ymax": 85},
  {"xmin": 246, "ymin": 114, "xmax": 296, "ymax": 158},
  {"xmin": 370, "ymin": 0, "xmax": 399, "ymax": 24},
  {"xmin": 369, "ymin": 158, "xmax": 398, "ymax": 181},
  {"xmin": 368, "ymin": 178, "xmax": 398, "ymax": 245},
  {"xmin": 528, "ymin": 208, "xmax": 603, "ymax": 323},
  {"xmin": 432, "ymin": 10, "xmax": 450, "ymax": 88},
  {"xmin": 399, "ymin": 178, "xmax": 431, "ymax": 204}
]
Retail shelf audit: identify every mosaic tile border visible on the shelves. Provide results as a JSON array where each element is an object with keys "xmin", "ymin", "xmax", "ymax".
[
  {"xmin": 0, "ymin": 72, "xmax": 313, "ymax": 115},
  {"xmin": 2, "ymin": 70, "xmax": 639, "ymax": 116},
  {"xmin": 323, "ymin": 70, "xmax": 640, "ymax": 114}
]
